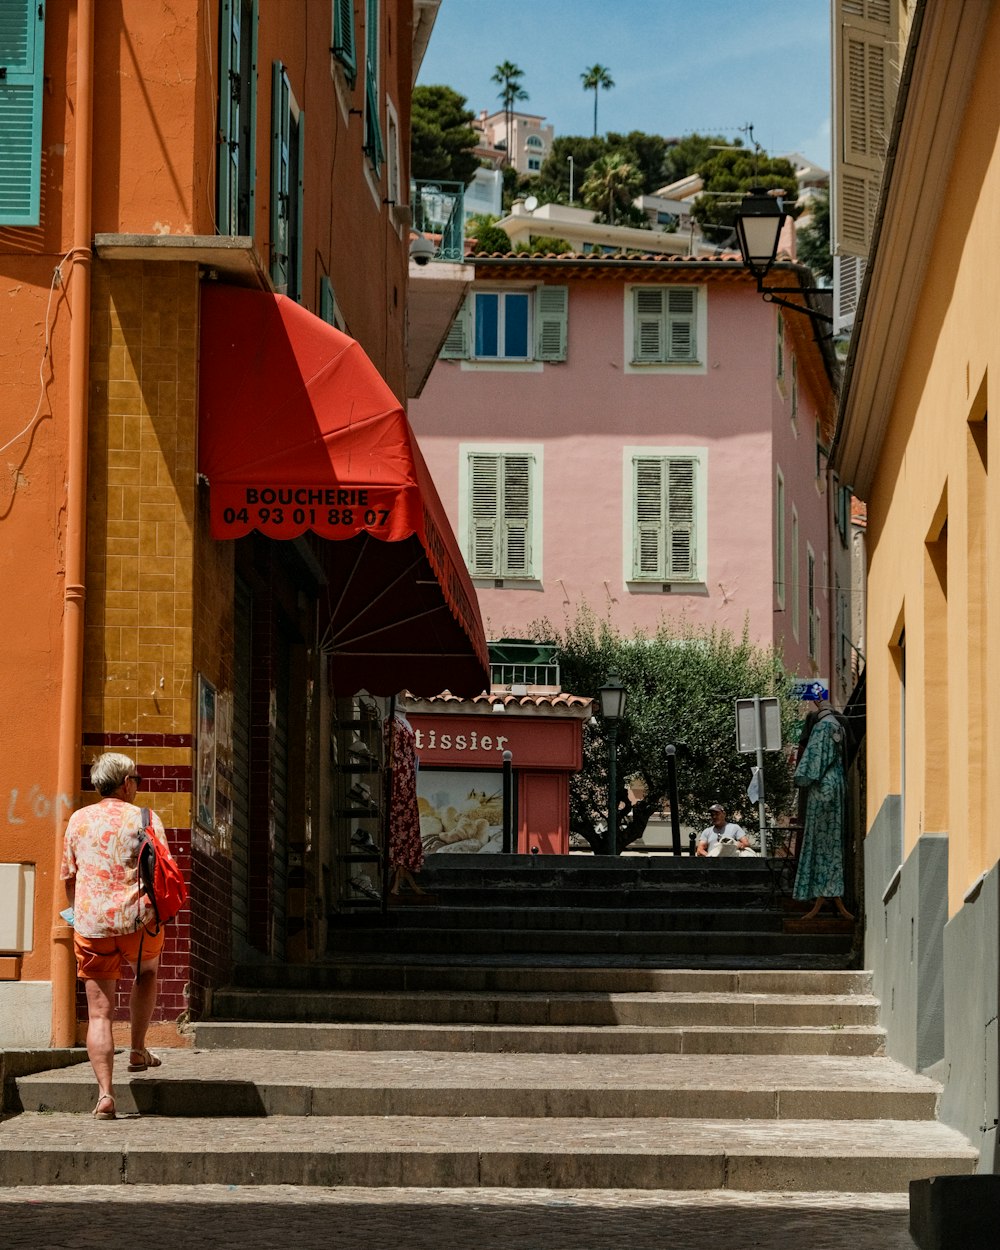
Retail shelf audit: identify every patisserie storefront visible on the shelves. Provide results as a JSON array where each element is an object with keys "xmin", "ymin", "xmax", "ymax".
[{"xmin": 400, "ymin": 693, "xmax": 592, "ymax": 856}]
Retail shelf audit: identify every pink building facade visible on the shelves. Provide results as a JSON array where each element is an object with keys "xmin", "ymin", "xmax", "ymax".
[{"xmin": 409, "ymin": 255, "xmax": 849, "ymax": 697}]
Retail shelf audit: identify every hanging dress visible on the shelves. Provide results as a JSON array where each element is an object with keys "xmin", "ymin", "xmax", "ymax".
[
  {"xmin": 792, "ymin": 711, "xmax": 847, "ymax": 900},
  {"xmin": 385, "ymin": 714, "xmax": 424, "ymax": 873}
]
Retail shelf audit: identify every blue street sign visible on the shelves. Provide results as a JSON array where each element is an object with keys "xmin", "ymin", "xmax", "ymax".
[{"xmin": 790, "ymin": 679, "xmax": 829, "ymax": 702}]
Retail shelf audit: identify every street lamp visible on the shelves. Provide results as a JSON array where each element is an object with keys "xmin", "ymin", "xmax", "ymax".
[
  {"xmin": 733, "ymin": 187, "xmax": 833, "ymax": 325},
  {"xmin": 598, "ymin": 674, "xmax": 626, "ymax": 856}
]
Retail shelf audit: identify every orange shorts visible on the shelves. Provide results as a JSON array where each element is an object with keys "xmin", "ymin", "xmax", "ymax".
[{"xmin": 73, "ymin": 927, "xmax": 165, "ymax": 981}]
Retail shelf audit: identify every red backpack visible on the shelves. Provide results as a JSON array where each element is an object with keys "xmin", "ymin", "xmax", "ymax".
[{"xmin": 137, "ymin": 807, "xmax": 188, "ymax": 932}]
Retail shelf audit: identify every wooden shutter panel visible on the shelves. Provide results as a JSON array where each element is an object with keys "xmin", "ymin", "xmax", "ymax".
[
  {"xmin": 832, "ymin": 0, "xmax": 896, "ymax": 259},
  {"xmin": 440, "ymin": 300, "xmax": 469, "ymax": 358},
  {"xmin": 469, "ymin": 455, "xmax": 501, "ymax": 576},
  {"xmin": 332, "ymin": 0, "xmax": 357, "ymax": 86},
  {"xmin": 666, "ymin": 459, "xmax": 696, "ymax": 578},
  {"xmin": 501, "ymin": 455, "xmax": 532, "ymax": 576},
  {"xmin": 633, "ymin": 289, "xmax": 664, "ymax": 363},
  {"xmin": 0, "ymin": 0, "xmax": 46, "ymax": 226},
  {"xmin": 217, "ymin": 0, "xmax": 238, "ymax": 233},
  {"xmin": 666, "ymin": 288, "xmax": 697, "ymax": 362},
  {"xmin": 634, "ymin": 457, "xmax": 665, "ymax": 578},
  {"xmin": 534, "ymin": 285, "xmax": 568, "ymax": 361},
  {"xmin": 270, "ymin": 62, "xmax": 290, "ymax": 292}
]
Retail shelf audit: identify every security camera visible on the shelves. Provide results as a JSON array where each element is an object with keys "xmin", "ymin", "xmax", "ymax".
[{"xmin": 409, "ymin": 235, "xmax": 435, "ymax": 266}]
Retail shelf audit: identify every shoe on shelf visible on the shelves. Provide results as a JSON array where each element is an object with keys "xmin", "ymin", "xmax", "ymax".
[
  {"xmin": 348, "ymin": 780, "xmax": 372, "ymax": 804},
  {"xmin": 349, "ymin": 874, "xmax": 381, "ymax": 902},
  {"xmin": 349, "ymin": 736, "xmax": 379, "ymax": 764},
  {"xmin": 351, "ymin": 828, "xmax": 379, "ymax": 853}
]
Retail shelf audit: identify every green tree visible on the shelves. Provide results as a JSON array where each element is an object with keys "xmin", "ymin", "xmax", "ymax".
[
  {"xmin": 796, "ymin": 188, "xmax": 833, "ymax": 282},
  {"xmin": 660, "ymin": 132, "xmax": 730, "ymax": 187},
  {"xmin": 690, "ymin": 147, "xmax": 801, "ymax": 244},
  {"xmin": 528, "ymin": 608, "xmax": 797, "ymax": 854},
  {"xmin": 491, "ymin": 61, "xmax": 528, "ymax": 166},
  {"xmin": 580, "ymin": 64, "xmax": 614, "ymax": 137},
  {"xmin": 537, "ymin": 135, "xmax": 607, "ymax": 203},
  {"xmin": 580, "ymin": 152, "xmax": 642, "ymax": 225},
  {"xmin": 466, "ymin": 214, "xmax": 513, "ymax": 255},
  {"xmin": 410, "ymin": 85, "xmax": 480, "ymax": 184},
  {"xmin": 606, "ymin": 131, "xmax": 668, "ymax": 195}
]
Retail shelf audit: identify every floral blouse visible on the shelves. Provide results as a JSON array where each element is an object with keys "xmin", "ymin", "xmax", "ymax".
[{"xmin": 61, "ymin": 798, "xmax": 169, "ymax": 938}]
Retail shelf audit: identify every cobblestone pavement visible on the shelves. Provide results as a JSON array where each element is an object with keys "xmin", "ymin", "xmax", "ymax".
[{"xmin": 0, "ymin": 1185, "xmax": 915, "ymax": 1249}]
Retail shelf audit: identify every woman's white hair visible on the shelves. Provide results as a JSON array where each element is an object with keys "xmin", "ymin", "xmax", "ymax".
[{"xmin": 90, "ymin": 752, "xmax": 135, "ymax": 797}]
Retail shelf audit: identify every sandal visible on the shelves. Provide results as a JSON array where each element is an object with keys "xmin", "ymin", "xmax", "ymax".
[
  {"xmin": 93, "ymin": 1092, "xmax": 116, "ymax": 1120},
  {"xmin": 127, "ymin": 1047, "xmax": 162, "ymax": 1072}
]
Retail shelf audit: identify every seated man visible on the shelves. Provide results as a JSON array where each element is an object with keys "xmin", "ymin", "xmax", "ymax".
[{"xmin": 696, "ymin": 804, "xmax": 752, "ymax": 857}]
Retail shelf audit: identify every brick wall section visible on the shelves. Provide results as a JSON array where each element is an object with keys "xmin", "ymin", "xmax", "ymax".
[{"xmin": 83, "ymin": 260, "xmax": 199, "ymax": 1030}]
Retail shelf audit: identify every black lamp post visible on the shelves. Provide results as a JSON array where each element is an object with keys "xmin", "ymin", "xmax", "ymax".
[
  {"xmin": 598, "ymin": 674, "xmax": 626, "ymax": 856},
  {"xmin": 734, "ymin": 187, "xmax": 833, "ymax": 325}
]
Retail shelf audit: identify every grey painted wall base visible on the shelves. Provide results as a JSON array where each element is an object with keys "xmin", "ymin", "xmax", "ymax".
[
  {"xmin": 864, "ymin": 799, "xmax": 947, "ymax": 1070},
  {"xmin": 864, "ymin": 796, "xmax": 999, "ymax": 1172},
  {"xmin": 909, "ymin": 1174, "xmax": 1000, "ymax": 1248}
]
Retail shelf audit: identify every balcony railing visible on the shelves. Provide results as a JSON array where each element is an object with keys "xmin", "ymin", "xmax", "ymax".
[{"xmin": 411, "ymin": 180, "xmax": 465, "ymax": 262}]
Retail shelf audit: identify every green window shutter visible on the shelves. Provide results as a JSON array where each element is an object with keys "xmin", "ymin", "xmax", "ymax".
[
  {"xmin": 633, "ymin": 289, "xmax": 664, "ymax": 363},
  {"xmin": 440, "ymin": 301, "xmax": 469, "ymax": 358},
  {"xmin": 332, "ymin": 0, "xmax": 357, "ymax": 86},
  {"xmin": 270, "ymin": 62, "xmax": 290, "ymax": 291},
  {"xmin": 666, "ymin": 288, "xmax": 697, "ymax": 361},
  {"xmin": 218, "ymin": 1, "xmax": 258, "ymax": 235},
  {"xmin": 534, "ymin": 285, "xmax": 568, "ymax": 362},
  {"xmin": 0, "ymin": 0, "xmax": 46, "ymax": 226},
  {"xmin": 666, "ymin": 459, "xmax": 696, "ymax": 578},
  {"xmin": 291, "ymin": 109, "xmax": 305, "ymax": 301},
  {"xmin": 217, "ymin": 0, "xmax": 237, "ymax": 232},
  {"xmin": 501, "ymin": 455, "xmax": 532, "ymax": 576},
  {"xmin": 633, "ymin": 457, "xmax": 665, "ymax": 578},
  {"xmin": 363, "ymin": 0, "xmax": 383, "ymax": 174},
  {"xmin": 469, "ymin": 454, "xmax": 501, "ymax": 576}
]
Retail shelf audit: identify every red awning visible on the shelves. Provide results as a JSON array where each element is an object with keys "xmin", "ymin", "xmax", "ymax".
[{"xmin": 198, "ymin": 285, "xmax": 489, "ymax": 697}]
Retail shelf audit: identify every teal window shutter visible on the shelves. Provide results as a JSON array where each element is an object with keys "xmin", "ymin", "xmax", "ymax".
[
  {"xmin": 633, "ymin": 457, "xmax": 665, "ymax": 578},
  {"xmin": 217, "ymin": 0, "xmax": 258, "ymax": 236},
  {"xmin": 633, "ymin": 289, "xmax": 664, "ymax": 363},
  {"xmin": 320, "ymin": 276, "xmax": 335, "ymax": 324},
  {"xmin": 534, "ymin": 285, "xmax": 568, "ymax": 361},
  {"xmin": 270, "ymin": 61, "xmax": 290, "ymax": 292},
  {"xmin": 0, "ymin": 0, "xmax": 46, "ymax": 226},
  {"xmin": 632, "ymin": 287, "xmax": 698, "ymax": 363},
  {"xmin": 332, "ymin": 0, "xmax": 357, "ymax": 86},
  {"xmin": 363, "ymin": 0, "xmax": 383, "ymax": 174},
  {"xmin": 468, "ymin": 452, "xmax": 534, "ymax": 578},
  {"xmin": 470, "ymin": 454, "xmax": 501, "ymax": 577}
]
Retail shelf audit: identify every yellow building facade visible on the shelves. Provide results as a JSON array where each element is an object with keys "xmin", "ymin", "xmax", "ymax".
[{"xmin": 834, "ymin": 0, "xmax": 1000, "ymax": 1170}]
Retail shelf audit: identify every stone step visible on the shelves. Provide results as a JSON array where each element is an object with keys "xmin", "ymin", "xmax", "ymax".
[
  {"xmin": 326, "ymin": 926, "xmax": 851, "ymax": 957},
  {"xmin": 0, "ymin": 1112, "xmax": 975, "ymax": 1191},
  {"xmin": 229, "ymin": 964, "xmax": 872, "ymax": 996},
  {"xmin": 13, "ymin": 1052, "xmax": 934, "ymax": 1121},
  {"xmin": 206, "ymin": 988, "xmax": 880, "ymax": 1028},
  {"xmin": 415, "ymin": 856, "xmax": 775, "ymax": 889},
  {"xmin": 333, "ymin": 907, "xmax": 786, "ymax": 933},
  {"xmin": 409, "ymin": 887, "xmax": 780, "ymax": 909},
  {"xmin": 192, "ymin": 1019, "xmax": 887, "ymax": 1056}
]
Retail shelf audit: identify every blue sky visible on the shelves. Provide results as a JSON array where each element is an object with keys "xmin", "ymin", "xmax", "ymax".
[{"xmin": 418, "ymin": 0, "xmax": 831, "ymax": 168}]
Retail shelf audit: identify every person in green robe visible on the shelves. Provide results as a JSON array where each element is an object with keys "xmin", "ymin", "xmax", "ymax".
[{"xmin": 793, "ymin": 703, "xmax": 854, "ymax": 921}]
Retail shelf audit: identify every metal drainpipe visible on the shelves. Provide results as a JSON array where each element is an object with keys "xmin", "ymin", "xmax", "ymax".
[{"xmin": 51, "ymin": 0, "xmax": 95, "ymax": 1048}]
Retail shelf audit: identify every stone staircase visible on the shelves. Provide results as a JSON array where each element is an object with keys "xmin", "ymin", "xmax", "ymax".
[{"xmin": 0, "ymin": 854, "xmax": 977, "ymax": 1199}]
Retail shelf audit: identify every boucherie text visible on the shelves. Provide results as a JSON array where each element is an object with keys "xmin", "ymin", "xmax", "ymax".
[{"xmin": 220, "ymin": 486, "xmax": 391, "ymax": 528}]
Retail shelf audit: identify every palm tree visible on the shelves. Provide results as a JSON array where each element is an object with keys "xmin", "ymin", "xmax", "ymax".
[
  {"xmin": 491, "ymin": 61, "xmax": 528, "ymax": 166},
  {"xmin": 580, "ymin": 152, "xmax": 641, "ymax": 226},
  {"xmin": 580, "ymin": 64, "xmax": 614, "ymax": 138}
]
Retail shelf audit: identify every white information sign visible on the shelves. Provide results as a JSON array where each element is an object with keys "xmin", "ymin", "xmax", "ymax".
[{"xmin": 735, "ymin": 697, "xmax": 782, "ymax": 754}]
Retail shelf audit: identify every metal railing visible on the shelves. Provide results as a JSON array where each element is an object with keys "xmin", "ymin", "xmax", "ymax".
[{"xmin": 411, "ymin": 180, "xmax": 465, "ymax": 262}]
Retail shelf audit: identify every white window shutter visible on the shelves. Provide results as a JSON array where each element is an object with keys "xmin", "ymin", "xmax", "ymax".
[
  {"xmin": 534, "ymin": 285, "xmax": 568, "ymax": 361},
  {"xmin": 633, "ymin": 289, "xmax": 664, "ymax": 363},
  {"xmin": 666, "ymin": 459, "xmax": 696, "ymax": 578},
  {"xmin": 501, "ymin": 455, "xmax": 532, "ymax": 576},
  {"xmin": 440, "ymin": 300, "xmax": 469, "ymax": 358},
  {"xmin": 833, "ymin": 252, "xmax": 867, "ymax": 333},
  {"xmin": 633, "ymin": 458, "xmax": 665, "ymax": 578},
  {"xmin": 666, "ymin": 288, "xmax": 697, "ymax": 362},
  {"xmin": 469, "ymin": 455, "xmax": 500, "ymax": 575}
]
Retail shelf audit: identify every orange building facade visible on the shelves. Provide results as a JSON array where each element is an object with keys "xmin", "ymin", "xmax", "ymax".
[{"xmin": 0, "ymin": 0, "xmax": 485, "ymax": 1049}]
